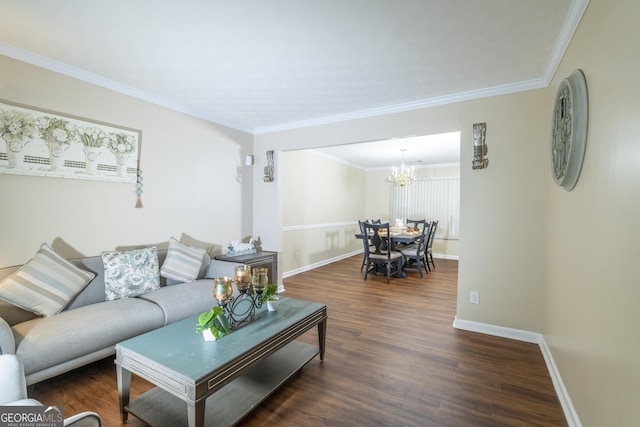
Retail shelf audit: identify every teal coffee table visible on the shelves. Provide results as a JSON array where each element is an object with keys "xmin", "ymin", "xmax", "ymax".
[{"xmin": 115, "ymin": 297, "xmax": 327, "ymax": 427}]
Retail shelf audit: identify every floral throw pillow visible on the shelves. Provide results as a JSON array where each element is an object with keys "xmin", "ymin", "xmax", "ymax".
[{"xmin": 101, "ymin": 247, "xmax": 160, "ymax": 301}]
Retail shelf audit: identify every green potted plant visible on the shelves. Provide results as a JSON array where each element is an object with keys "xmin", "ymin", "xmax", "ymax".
[
  {"xmin": 195, "ymin": 306, "xmax": 230, "ymax": 341},
  {"xmin": 260, "ymin": 284, "xmax": 280, "ymax": 311}
]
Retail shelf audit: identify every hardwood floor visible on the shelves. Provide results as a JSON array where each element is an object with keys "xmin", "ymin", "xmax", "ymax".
[{"xmin": 32, "ymin": 256, "xmax": 567, "ymax": 426}]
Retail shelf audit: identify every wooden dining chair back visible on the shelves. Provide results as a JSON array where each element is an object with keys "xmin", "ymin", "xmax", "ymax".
[
  {"xmin": 400, "ymin": 222, "xmax": 430, "ymax": 277},
  {"xmin": 362, "ymin": 222, "xmax": 404, "ymax": 283},
  {"xmin": 358, "ymin": 220, "xmax": 372, "ymax": 271},
  {"xmin": 425, "ymin": 220, "xmax": 438, "ymax": 271}
]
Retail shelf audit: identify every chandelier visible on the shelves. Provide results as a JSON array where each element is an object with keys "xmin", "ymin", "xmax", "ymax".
[{"xmin": 387, "ymin": 148, "xmax": 415, "ymax": 187}]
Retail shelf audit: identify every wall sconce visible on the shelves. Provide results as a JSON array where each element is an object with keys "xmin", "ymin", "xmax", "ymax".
[
  {"xmin": 264, "ymin": 150, "xmax": 274, "ymax": 182},
  {"xmin": 472, "ymin": 122, "xmax": 488, "ymax": 169}
]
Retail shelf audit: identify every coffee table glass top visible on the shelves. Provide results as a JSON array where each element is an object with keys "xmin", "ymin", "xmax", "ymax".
[{"xmin": 117, "ymin": 296, "xmax": 325, "ymax": 382}]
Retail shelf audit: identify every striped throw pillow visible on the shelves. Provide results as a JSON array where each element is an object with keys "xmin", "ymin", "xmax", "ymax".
[
  {"xmin": 0, "ymin": 243, "xmax": 95, "ymax": 317},
  {"xmin": 160, "ymin": 237, "xmax": 207, "ymax": 282}
]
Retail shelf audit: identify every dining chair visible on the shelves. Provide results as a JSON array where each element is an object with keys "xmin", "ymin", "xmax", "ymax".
[
  {"xmin": 358, "ymin": 220, "xmax": 372, "ymax": 271},
  {"xmin": 399, "ymin": 219, "xmax": 428, "ymax": 249},
  {"xmin": 425, "ymin": 220, "xmax": 438, "ymax": 271},
  {"xmin": 406, "ymin": 218, "xmax": 426, "ymax": 230},
  {"xmin": 400, "ymin": 223, "xmax": 430, "ymax": 277},
  {"xmin": 362, "ymin": 222, "xmax": 404, "ymax": 283}
]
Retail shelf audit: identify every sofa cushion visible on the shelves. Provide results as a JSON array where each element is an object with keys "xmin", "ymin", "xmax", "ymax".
[
  {"xmin": 12, "ymin": 298, "xmax": 165, "ymax": 375},
  {"xmin": 137, "ymin": 279, "xmax": 218, "ymax": 325},
  {"xmin": 160, "ymin": 237, "xmax": 207, "ymax": 283},
  {"xmin": 0, "ymin": 243, "xmax": 95, "ymax": 317},
  {"xmin": 102, "ymin": 247, "xmax": 160, "ymax": 300},
  {"xmin": 0, "ymin": 300, "xmax": 38, "ymax": 326}
]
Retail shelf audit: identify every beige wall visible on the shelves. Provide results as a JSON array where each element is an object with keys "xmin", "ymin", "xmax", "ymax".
[
  {"xmin": 543, "ymin": 0, "xmax": 640, "ymax": 424},
  {"xmin": 281, "ymin": 150, "xmax": 365, "ymax": 274},
  {"xmin": 0, "ymin": 56, "xmax": 253, "ymax": 266},
  {"xmin": 255, "ymin": 90, "xmax": 548, "ymax": 333},
  {"xmin": 255, "ymin": 1, "xmax": 640, "ymax": 423},
  {"xmin": 2, "ymin": 0, "xmax": 638, "ymax": 423}
]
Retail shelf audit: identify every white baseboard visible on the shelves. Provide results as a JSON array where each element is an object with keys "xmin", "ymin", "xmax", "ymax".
[
  {"xmin": 452, "ymin": 317, "xmax": 542, "ymax": 343},
  {"xmin": 538, "ymin": 336, "xmax": 582, "ymax": 427},
  {"xmin": 282, "ymin": 250, "xmax": 361, "ymax": 278},
  {"xmin": 453, "ymin": 317, "xmax": 582, "ymax": 427},
  {"xmin": 283, "ymin": 250, "xmax": 457, "ymax": 278}
]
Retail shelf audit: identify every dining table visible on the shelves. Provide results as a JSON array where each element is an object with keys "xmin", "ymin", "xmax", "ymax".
[
  {"xmin": 355, "ymin": 230, "xmax": 421, "ymax": 250},
  {"xmin": 355, "ymin": 230, "xmax": 422, "ymax": 278}
]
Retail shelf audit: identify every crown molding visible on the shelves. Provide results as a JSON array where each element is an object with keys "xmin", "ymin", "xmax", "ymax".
[
  {"xmin": 1, "ymin": 0, "xmax": 589, "ymax": 136},
  {"xmin": 254, "ymin": 0, "xmax": 590, "ymax": 135},
  {"xmin": 252, "ymin": 78, "xmax": 547, "ymax": 135},
  {"xmin": 0, "ymin": 42, "xmax": 254, "ymax": 134},
  {"xmin": 542, "ymin": 0, "xmax": 591, "ymax": 84}
]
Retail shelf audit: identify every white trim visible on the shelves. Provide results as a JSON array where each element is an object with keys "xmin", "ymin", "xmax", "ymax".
[
  {"xmin": 0, "ymin": 43, "xmax": 543, "ymax": 135},
  {"xmin": 452, "ymin": 317, "xmax": 541, "ymax": 343},
  {"xmin": 539, "ymin": 336, "xmax": 583, "ymax": 427},
  {"xmin": 307, "ymin": 150, "xmax": 368, "ymax": 170},
  {"xmin": 0, "ymin": 0, "xmax": 589, "ymax": 137},
  {"xmin": 283, "ymin": 249, "xmax": 456, "ymax": 279},
  {"xmin": 453, "ymin": 318, "xmax": 582, "ymax": 427},
  {"xmin": 283, "ymin": 250, "xmax": 361, "ymax": 278},
  {"xmin": 435, "ymin": 253, "xmax": 458, "ymax": 261},
  {"xmin": 253, "ymin": 79, "xmax": 546, "ymax": 134},
  {"xmin": 309, "ymin": 149, "xmax": 461, "ymax": 171},
  {"xmin": 283, "ymin": 221, "xmax": 356, "ymax": 232},
  {"xmin": 0, "ymin": 43, "xmax": 254, "ymax": 134},
  {"xmin": 542, "ymin": 0, "xmax": 591, "ymax": 83}
]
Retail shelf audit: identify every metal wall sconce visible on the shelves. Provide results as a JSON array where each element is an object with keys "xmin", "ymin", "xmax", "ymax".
[
  {"xmin": 472, "ymin": 122, "xmax": 489, "ymax": 169},
  {"xmin": 264, "ymin": 150, "xmax": 274, "ymax": 182}
]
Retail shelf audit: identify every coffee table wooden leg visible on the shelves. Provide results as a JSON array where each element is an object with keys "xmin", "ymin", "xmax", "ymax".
[
  {"xmin": 317, "ymin": 316, "xmax": 327, "ymax": 361},
  {"xmin": 187, "ymin": 400, "xmax": 206, "ymax": 427},
  {"xmin": 116, "ymin": 363, "xmax": 131, "ymax": 422}
]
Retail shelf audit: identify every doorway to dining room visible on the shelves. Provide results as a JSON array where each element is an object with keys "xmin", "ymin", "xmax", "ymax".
[{"xmin": 279, "ymin": 131, "xmax": 461, "ymax": 277}]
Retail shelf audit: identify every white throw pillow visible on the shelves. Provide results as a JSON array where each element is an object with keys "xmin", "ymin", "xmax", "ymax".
[
  {"xmin": 102, "ymin": 247, "xmax": 160, "ymax": 300},
  {"xmin": 0, "ymin": 243, "xmax": 95, "ymax": 317},
  {"xmin": 160, "ymin": 237, "xmax": 207, "ymax": 283}
]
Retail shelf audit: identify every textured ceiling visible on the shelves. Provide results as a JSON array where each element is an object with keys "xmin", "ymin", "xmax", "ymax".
[
  {"xmin": 313, "ymin": 132, "xmax": 461, "ymax": 169},
  {"xmin": 0, "ymin": 0, "xmax": 586, "ymax": 138}
]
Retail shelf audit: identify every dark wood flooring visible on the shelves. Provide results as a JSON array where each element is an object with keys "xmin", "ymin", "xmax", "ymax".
[{"xmin": 32, "ymin": 256, "xmax": 567, "ymax": 426}]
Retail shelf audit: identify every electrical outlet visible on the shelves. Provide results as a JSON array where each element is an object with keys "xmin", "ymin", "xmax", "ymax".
[{"xmin": 470, "ymin": 291, "xmax": 480, "ymax": 304}]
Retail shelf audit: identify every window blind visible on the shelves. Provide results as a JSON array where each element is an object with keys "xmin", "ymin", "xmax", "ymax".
[{"xmin": 389, "ymin": 177, "xmax": 460, "ymax": 239}]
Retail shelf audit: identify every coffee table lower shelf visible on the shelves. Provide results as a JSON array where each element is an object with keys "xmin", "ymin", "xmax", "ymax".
[{"xmin": 124, "ymin": 340, "xmax": 319, "ymax": 427}]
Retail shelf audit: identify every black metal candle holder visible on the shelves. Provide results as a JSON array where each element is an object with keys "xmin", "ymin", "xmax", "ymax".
[{"xmin": 218, "ymin": 285, "xmax": 265, "ymax": 330}]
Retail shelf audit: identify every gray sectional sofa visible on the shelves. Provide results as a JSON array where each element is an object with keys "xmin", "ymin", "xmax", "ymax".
[{"xmin": 0, "ymin": 249, "xmax": 238, "ymax": 386}]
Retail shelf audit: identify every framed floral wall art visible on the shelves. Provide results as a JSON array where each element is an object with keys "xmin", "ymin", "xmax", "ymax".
[{"xmin": 0, "ymin": 99, "xmax": 142, "ymax": 184}]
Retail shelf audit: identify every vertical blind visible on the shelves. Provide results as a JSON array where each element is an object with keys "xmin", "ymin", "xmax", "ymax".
[{"xmin": 389, "ymin": 177, "xmax": 460, "ymax": 239}]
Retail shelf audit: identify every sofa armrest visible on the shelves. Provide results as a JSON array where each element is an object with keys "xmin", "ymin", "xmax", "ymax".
[
  {"xmin": 0, "ymin": 317, "xmax": 16, "ymax": 354},
  {"xmin": 0, "ymin": 354, "xmax": 28, "ymax": 404},
  {"xmin": 64, "ymin": 412, "xmax": 102, "ymax": 427}
]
